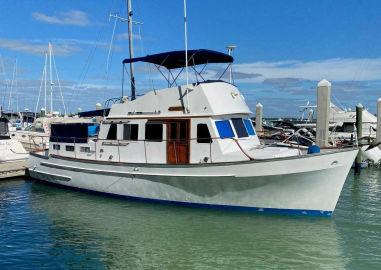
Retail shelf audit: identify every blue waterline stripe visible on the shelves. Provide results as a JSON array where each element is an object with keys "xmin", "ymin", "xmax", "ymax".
[{"xmin": 32, "ymin": 179, "xmax": 332, "ymax": 217}]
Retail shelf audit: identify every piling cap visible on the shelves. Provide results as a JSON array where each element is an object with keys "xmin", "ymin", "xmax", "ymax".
[
  {"xmin": 256, "ymin": 102, "xmax": 263, "ymax": 107},
  {"xmin": 357, "ymin": 103, "xmax": 363, "ymax": 108},
  {"xmin": 318, "ymin": 79, "xmax": 331, "ymax": 87},
  {"xmin": 378, "ymin": 98, "xmax": 381, "ymax": 102}
]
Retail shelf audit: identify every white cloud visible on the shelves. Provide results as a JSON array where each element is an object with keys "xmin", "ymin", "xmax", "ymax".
[
  {"xmin": 234, "ymin": 58, "xmax": 381, "ymax": 82},
  {"xmin": 32, "ymin": 10, "xmax": 90, "ymax": 26},
  {"xmin": 0, "ymin": 38, "xmax": 81, "ymax": 56}
]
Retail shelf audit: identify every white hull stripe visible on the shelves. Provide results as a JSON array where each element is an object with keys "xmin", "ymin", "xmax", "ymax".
[{"xmin": 40, "ymin": 162, "xmax": 235, "ymax": 178}]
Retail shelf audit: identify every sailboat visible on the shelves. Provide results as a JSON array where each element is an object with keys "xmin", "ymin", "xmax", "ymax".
[
  {"xmin": 10, "ymin": 42, "xmax": 83, "ymax": 152},
  {"xmin": 27, "ymin": 1, "xmax": 358, "ymax": 216}
]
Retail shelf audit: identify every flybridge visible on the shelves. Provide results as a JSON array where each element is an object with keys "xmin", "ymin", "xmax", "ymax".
[{"xmin": 122, "ymin": 49, "xmax": 234, "ymax": 88}]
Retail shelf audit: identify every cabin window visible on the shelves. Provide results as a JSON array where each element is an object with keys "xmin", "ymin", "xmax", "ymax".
[
  {"xmin": 145, "ymin": 123, "xmax": 163, "ymax": 141},
  {"xmin": 80, "ymin": 146, "xmax": 91, "ymax": 153},
  {"xmin": 243, "ymin": 119, "xmax": 256, "ymax": 135},
  {"xmin": 123, "ymin": 124, "xmax": 139, "ymax": 141},
  {"xmin": 53, "ymin": 144, "xmax": 60, "ymax": 150},
  {"xmin": 215, "ymin": 120, "xmax": 234, "ymax": 139},
  {"xmin": 231, "ymin": 118, "xmax": 248, "ymax": 138},
  {"xmin": 66, "ymin": 145, "xmax": 75, "ymax": 152},
  {"xmin": 106, "ymin": 124, "xmax": 117, "ymax": 140},
  {"xmin": 197, "ymin": 124, "xmax": 212, "ymax": 143}
]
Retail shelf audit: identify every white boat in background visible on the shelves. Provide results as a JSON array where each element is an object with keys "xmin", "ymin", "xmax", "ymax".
[
  {"xmin": 0, "ymin": 117, "xmax": 28, "ymax": 177},
  {"xmin": 10, "ymin": 115, "xmax": 95, "ymax": 152},
  {"xmin": 299, "ymin": 102, "xmax": 377, "ymax": 140},
  {"xmin": 9, "ymin": 42, "xmax": 96, "ymax": 152}
]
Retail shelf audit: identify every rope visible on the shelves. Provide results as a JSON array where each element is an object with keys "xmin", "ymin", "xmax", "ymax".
[
  {"xmin": 232, "ymin": 138, "xmax": 254, "ymax": 160},
  {"xmin": 34, "ymin": 62, "xmax": 46, "ymax": 119}
]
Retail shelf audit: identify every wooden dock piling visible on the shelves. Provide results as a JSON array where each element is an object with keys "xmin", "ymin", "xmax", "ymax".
[
  {"xmin": 316, "ymin": 79, "xmax": 331, "ymax": 148},
  {"xmin": 255, "ymin": 103, "xmax": 263, "ymax": 134}
]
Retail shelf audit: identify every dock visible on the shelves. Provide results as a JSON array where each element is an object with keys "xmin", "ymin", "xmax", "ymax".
[{"xmin": 0, "ymin": 160, "xmax": 27, "ymax": 179}]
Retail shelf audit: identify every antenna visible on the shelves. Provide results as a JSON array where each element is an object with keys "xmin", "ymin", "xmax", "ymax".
[
  {"xmin": 127, "ymin": 0, "xmax": 136, "ymax": 100},
  {"xmin": 183, "ymin": 0, "xmax": 190, "ymax": 113},
  {"xmin": 226, "ymin": 45, "xmax": 236, "ymax": 83}
]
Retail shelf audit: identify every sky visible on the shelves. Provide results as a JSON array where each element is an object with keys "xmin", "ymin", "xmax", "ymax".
[{"xmin": 0, "ymin": 0, "xmax": 380, "ymax": 117}]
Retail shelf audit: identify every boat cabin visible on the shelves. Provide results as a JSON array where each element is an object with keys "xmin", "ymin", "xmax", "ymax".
[{"xmin": 49, "ymin": 50, "xmax": 297, "ymax": 163}]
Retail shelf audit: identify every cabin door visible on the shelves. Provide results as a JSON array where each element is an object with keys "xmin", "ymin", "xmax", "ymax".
[{"xmin": 167, "ymin": 120, "xmax": 190, "ymax": 164}]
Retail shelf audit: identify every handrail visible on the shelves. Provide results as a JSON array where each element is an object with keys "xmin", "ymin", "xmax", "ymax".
[
  {"xmin": 48, "ymin": 135, "xmax": 255, "ymax": 143},
  {"xmin": 47, "ymin": 135, "xmax": 262, "ymax": 164}
]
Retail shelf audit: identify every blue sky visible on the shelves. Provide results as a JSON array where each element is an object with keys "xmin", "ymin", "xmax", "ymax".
[{"xmin": 0, "ymin": 0, "xmax": 380, "ymax": 117}]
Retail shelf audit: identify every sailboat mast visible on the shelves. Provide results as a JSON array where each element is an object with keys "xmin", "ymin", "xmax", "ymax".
[
  {"xmin": 8, "ymin": 59, "xmax": 17, "ymax": 112},
  {"xmin": 49, "ymin": 42, "xmax": 53, "ymax": 114},
  {"xmin": 127, "ymin": 0, "xmax": 136, "ymax": 100},
  {"xmin": 15, "ymin": 59, "xmax": 18, "ymax": 114},
  {"xmin": 44, "ymin": 51, "xmax": 47, "ymax": 112}
]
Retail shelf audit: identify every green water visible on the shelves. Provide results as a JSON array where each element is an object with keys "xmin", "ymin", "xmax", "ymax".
[{"xmin": 0, "ymin": 168, "xmax": 380, "ymax": 269}]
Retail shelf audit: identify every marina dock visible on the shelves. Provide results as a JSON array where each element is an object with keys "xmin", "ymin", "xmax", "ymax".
[{"xmin": 0, "ymin": 160, "xmax": 27, "ymax": 179}]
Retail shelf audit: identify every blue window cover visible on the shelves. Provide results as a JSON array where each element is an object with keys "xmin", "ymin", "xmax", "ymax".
[
  {"xmin": 88, "ymin": 125, "xmax": 99, "ymax": 136},
  {"xmin": 215, "ymin": 120, "xmax": 234, "ymax": 139},
  {"xmin": 244, "ymin": 119, "xmax": 256, "ymax": 135}
]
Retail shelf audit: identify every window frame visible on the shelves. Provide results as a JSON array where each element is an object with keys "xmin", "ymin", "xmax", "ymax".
[
  {"xmin": 123, "ymin": 123, "xmax": 139, "ymax": 141},
  {"xmin": 243, "ymin": 119, "xmax": 256, "ymax": 136},
  {"xmin": 197, "ymin": 123, "xmax": 212, "ymax": 143},
  {"xmin": 80, "ymin": 146, "xmax": 91, "ymax": 153},
  {"xmin": 214, "ymin": 120, "xmax": 235, "ymax": 139},
  {"xmin": 145, "ymin": 122, "xmax": 163, "ymax": 142},
  {"xmin": 65, "ymin": 145, "xmax": 75, "ymax": 152},
  {"xmin": 106, "ymin": 123, "xmax": 118, "ymax": 140},
  {"xmin": 53, "ymin": 144, "xmax": 60, "ymax": 150},
  {"xmin": 231, "ymin": 118, "xmax": 249, "ymax": 138}
]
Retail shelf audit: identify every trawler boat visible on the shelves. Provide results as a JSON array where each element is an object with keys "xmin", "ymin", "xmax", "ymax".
[{"xmin": 28, "ymin": 50, "xmax": 358, "ymax": 216}]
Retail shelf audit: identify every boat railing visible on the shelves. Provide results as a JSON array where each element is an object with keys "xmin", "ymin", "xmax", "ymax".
[
  {"xmin": 47, "ymin": 135, "xmax": 260, "ymax": 164},
  {"xmin": 18, "ymin": 134, "xmax": 50, "ymax": 153}
]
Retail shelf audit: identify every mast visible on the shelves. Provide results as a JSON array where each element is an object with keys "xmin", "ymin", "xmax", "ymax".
[
  {"xmin": 15, "ymin": 59, "xmax": 18, "ymax": 113},
  {"xmin": 44, "ymin": 51, "xmax": 47, "ymax": 112},
  {"xmin": 8, "ymin": 59, "xmax": 17, "ymax": 112},
  {"xmin": 49, "ymin": 42, "xmax": 53, "ymax": 114},
  {"xmin": 183, "ymin": 0, "xmax": 190, "ymax": 113},
  {"xmin": 127, "ymin": 0, "xmax": 136, "ymax": 100}
]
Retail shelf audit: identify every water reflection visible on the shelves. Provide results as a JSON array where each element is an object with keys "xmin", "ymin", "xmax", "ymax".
[
  {"xmin": 3, "ymin": 169, "xmax": 381, "ymax": 269},
  {"xmin": 27, "ymin": 181, "xmax": 346, "ymax": 269},
  {"xmin": 335, "ymin": 168, "xmax": 381, "ymax": 269}
]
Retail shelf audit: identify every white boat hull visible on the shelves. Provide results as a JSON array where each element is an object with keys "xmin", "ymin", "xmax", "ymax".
[
  {"xmin": 27, "ymin": 148, "xmax": 358, "ymax": 216},
  {"xmin": 0, "ymin": 139, "xmax": 29, "ymax": 162}
]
